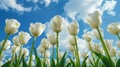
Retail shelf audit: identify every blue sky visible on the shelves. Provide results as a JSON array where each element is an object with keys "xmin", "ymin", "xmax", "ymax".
[{"xmin": 0, "ymin": 0, "xmax": 120, "ymax": 58}]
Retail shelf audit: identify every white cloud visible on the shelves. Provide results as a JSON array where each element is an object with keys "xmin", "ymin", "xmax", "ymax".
[
  {"xmin": 44, "ymin": 0, "xmax": 51, "ymax": 7},
  {"xmin": 101, "ymin": 0, "xmax": 117, "ymax": 16},
  {"xmin": 0, "ymin": 0, "xmax": 31, "ymax": 12},
  {"xmin": 64, "ymin": 0, "xmax": 117, "ymax": 20},
  {"xmin": 45, "ymin": 18, "xmax": 88, "ymax": 52}
]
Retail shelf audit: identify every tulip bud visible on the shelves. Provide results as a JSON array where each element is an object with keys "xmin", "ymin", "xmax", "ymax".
[
  {"xmin": 18, "ymin": 31, "xmax": 31, "ymax": 45},
  {"xmin": 44, "ymin": 51, "xmax": 50, "ymax": 58},
  {"xmin": 5, "ymin": 19, "xmax": 20, "ymax": 34},
  {"xmin": 68, "ymin": 21, "xmax": 79, "ymax": 35},
  {"xmin": 29, "ymin": 22, "xmax": 46, "ymax": 37},
  {"xmin": 85, "ymin": 10, "xmax": 102, "ymax": 29},
  {"xmin": 105, "ymin": 39, "xmax": 113, "ymax": 50},
  {"xmin": 0, "ymin": 40, "xmax": 11, "ymax": 50},
  {"xmin": 107, "ymin": 22, "xmax": 120, "ymax": 35},
  {"xmin": 68, "ymin": 45, "xmax": 75, "ymax": 52},
  {"xmin": 47, "ymin": 33, "xmax": 56, "ymax": 45},
  {"xmin": 51, "ymin": 15, "xmax": 63, "ymax": 33}
]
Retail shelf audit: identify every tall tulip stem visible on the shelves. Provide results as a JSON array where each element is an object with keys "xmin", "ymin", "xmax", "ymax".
[
  {"xmin": 0, "ymin": 33, "xmax": 10, "ymax": 56},
  {"xmin": 56, "ymin": 32, "xmax": 59, "ymax": 67},
  {"xmin": 117, "ymin": 34, "xmax": 120, "ymax": 40},
  {"xmin": 29, "ymin": 37, "xmax": 37, "ymax": 67},
  {"xmin": 52, "ymin": 46, "xmax": 54, "ymax": 59},
  {"xmin": 97, "ymin": 27, "xmax": 114, "ymax": 66},
  {"xmin": 74, "ymin": 35, "xmax": 80, "ymax": 67}
]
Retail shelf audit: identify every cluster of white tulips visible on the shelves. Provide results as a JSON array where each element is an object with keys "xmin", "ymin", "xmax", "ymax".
[{"xmin": 0, "ymin": 10, "xmax": 120, "ymax": 67}]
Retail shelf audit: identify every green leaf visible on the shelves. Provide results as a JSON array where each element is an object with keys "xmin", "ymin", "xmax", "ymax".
[
  {"xmin": 116, "ymin": 59, "xmax": 120, "ymax": 67},
  {"xmin": 50, "ymin": 58, "xmax": 56, "ymax": 67},
  {"xmin": 69, "ymin": 57, "xmax": 75, "ymax": 67},
  {"xmin": 34, "ymin": 48, "xmax": 42, "ymax": 67},
  {"xmin": 2, "ymin": 60, "xmax": 11, "ymax": 67},
  {"xmin": 22, "ymin": 58, "xmax": 28, "ymax": 67},
  {"xmin": 59, "ymin": 52, "xmax": 67, "ymax": 67},
  {"xmin": 82, "ymin": 56, "xmax": 89, "ymax": 67},
  {"xmin": 93, "ymin": 51, "xmax": 114, "ymax": 67}
]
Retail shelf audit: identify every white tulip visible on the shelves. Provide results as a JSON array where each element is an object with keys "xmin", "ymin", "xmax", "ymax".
[
  {"xmin": 41, "ymin": 38, "xmax": 50, "ymax": 50},
  {"xmin": 85, "ymin": 10, "xmax": 102, "ymax": 29},
  {"xmin": 44, "ymin": 51, "xmax": 50, "ymax": 58},
  {"xmin": 47, "ymin": 33, "xmax": 56, "ymax": 45},
  {"xmin": 13, "ymin": 36, "xmax": 21, "ymax": 46},
  {"xmin": 82, "ymin": 31, "xmax": 92, "ymax": 42},
  {"xmin": 21, "ymin": 48, "xmax": 29, "ymax": 57},
  {"xmin": 0, "ymin": 61, "xmax": 3, "ymax": 67},
  {"xmin": 117, "ymin": 50, "xmax": 120, "ymax": 57},
  {"xmin": 0, "ymin": 40, "xmax": 11, "ymax": 50},
  {"xmin": 5, "ymin": 19, "xmax": 20, "ymax": 34},
  {"xmin": 18, "ymin": 31, "xmax": 31, "ymax": 45},
  {"xmin": 81, "ymin": 51, "xmax": 88, "ymax": 59},
  {"xmin": 92, "ymin": 29, "xmax": 104, "ymax": 40},
  {"xmin": 68, "ymin": 21, "xmax": 79, "ymax": 35},
  {"xmin": 51, "ymin": 15, "xmax": 63, "ymax": 33},
  {"xmin": 29, "ymin": 22, "xmax": 46, "ymax": 37},
  {"xmin": 116, "ymin": 40, "xmax": 120, "ymax": 48},
  {"xmin": 107, "ymin": 22, "xmax": 120, "ymax": 35},
  {"xmin": 37, "ymin": 46, "xmax": 45, "ymax": 54},
  {"xmin": 68, "ymin": 45, "xmax": 75, "ymax": 52},
  {"xmin": 110, "ymin": 47, "xmax": 116, "ymax": 57},
  {"xmin": 11, "ymin": 45, "xmax": 20, "ymax": 53},
  {"xmin": 69, "ymin": 36, "xmax": 76, "ymax": 46},
  {"xmin": 58, "ymin": 52, "xmax": 64, "ymax": 60},
  {"xmin": 105, "ymin": 39, "xmax": 113, "ymax": 50}
]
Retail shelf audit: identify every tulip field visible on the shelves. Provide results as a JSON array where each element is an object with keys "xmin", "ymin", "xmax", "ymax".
[{"xmin": 0, "ymin": 10, "xmax": 120, "ymax": 67}]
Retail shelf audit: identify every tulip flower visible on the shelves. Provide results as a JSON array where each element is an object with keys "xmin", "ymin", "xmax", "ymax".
[
  {"xmin": 81, "ymin": 51, "xmax": 88, "ymax": 59},
  {"xmin": 92, "ymin": 29, "xmax": 104, "ymax": 40},
  {"xmin": 82, "ymin": 31, "xmax": 92, "ymax": 42},
  {"xmin": 12, "ymin": 36, "xmax": 21, "ymax": 46},
  {"xmin": 68, "ymin": 21, "xmax": 79, "ymax": 35},
  {"xmin": 51, "ymin": 15, "xmax": 63, "ymax": 33},
  {"xmin": 107, "ymin": 22, "xmax": 120, "ymax": 35},
  {"xmin": 5, "ymin": 19, "xmax": 20, "ymax": 34},
  {"xmin": 85, "ymin": 10, "xmax": 102, "ymax": 29},
  {"xmin": 11, "ymin": 45, "xmax": 20, "ymax": 54},
  {"xmin": 47, "ymin": 33, "xmax": 56, "ymax": 45},
  {"xmin": 69, "ymin": 36, "xmax": 76, "ymax": 46},
  {"xmin": 18, "ymin": 31, "xmax": 31, "ymax": 45},
  {"xmin": 0, "ymin": 40, "xmax": 11, "ymax": 50},
  {"xmin": 116, "ymin": 40, "xmax": 120, "ymax": 48},
  {"xmin": 41, "ymin": 38, "xmax": 51, "ymax": 50},
  {"xmin": 29, "ymin": 22, "xmax": 46, "ymax": 37}
]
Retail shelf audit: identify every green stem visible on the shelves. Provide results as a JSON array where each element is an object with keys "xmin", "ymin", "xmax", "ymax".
[
  {"xmin": 89, "ymin": 42, "xmax": 96, "ymax": 65},
  {"xmin": 117, "ymin": 34, "xmax": 120, "ymax": 40},
  {"xmin": 74, "ymin": 35, "xmax": 80, "ymax": 67},
  {"xmin": 97, "ymin": 27, "xmax": 114, "ymax": 66},
  {"xmin": 0, "ymin": 34, "xmax": 10, "ymax": 57},
  {"xmin": 29, "ymin": 37, "xmax": 37, "ymax": 67},
  {"xmin": 43, "ymin": 50, "xmax": 46, "ymax": 66},
  {"xmin": 16, "ymin": 46, "xmax": 22, "ymax": 67},
  {"xmin": 56, "ymin": 32, "xmax": 59, "ymax": 67},
  {"xmin": 52, "ymin": 46, "xmax": 54, "ymax": 59}
]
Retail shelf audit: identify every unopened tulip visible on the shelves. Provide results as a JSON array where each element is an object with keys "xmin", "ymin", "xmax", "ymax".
[
  {"xmin": 107, "ymin": 22, "xmax": 120, "ymax": 35},
  {"xmin": 81, "ymin": 51, "xmax": 88, "ymax": 59},
  {"xmin": 68, "ymin": 45, "xmax": 75, "ymax": 52},
  {"xmin": 51, "ymin": 15, "xmax": 63, "ymax": 33},
  {"xmin": 5, "ymin": 19, "xmax": 20, "ymax": 34},
  {"xmin": 0, "ymin": 40, "xmax": 11, "ymax": 50},
  {"xmin": 47, "ymin": 33, "xmax": 56, "ymax": 45},
  {"xmin": 68, "ymin": 21, "xmax": 79, "ymax": 35},
  {"xmin": 85, "ymin": 10, "xmax": 102, "ymax": 29},
  {"xmin": 110, "ymin": 47, "xmax": 116, "ymax": 57},
  {"xmin": 37, "ymin": 46, "xmax": 45, "ymax": 54},
  {"xmin": 105, "ymin": 39, "xmax": 113, "ymax": 50},
  {"xmin": 18, "ymin": 31, "xmax": 31, "ymax": 45},
  {"xmin": 29, "ymin": 22, "xmax": 46, "ymax": 37}
]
